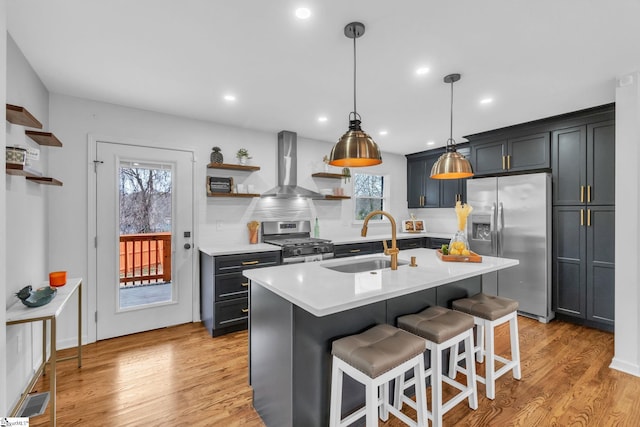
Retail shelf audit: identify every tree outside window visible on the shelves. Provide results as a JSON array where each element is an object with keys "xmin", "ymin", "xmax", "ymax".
[{"xmin": 353, "ymin": 173, "xmax": 385, "ymax": 220}]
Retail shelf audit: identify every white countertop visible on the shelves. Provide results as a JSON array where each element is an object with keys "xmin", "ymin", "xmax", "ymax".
[
  {"xmin": 243, "ymin": 249, "xmax": 518, "ymax": 317},
  {"xmin": 200, "ymin": 232, "xmax": 454, "ymax": 256}
]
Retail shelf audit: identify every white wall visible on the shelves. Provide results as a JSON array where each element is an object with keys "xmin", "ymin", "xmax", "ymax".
[
  {"xmin": 48, "ymin": 93, "xmax": 409, "ymax": 344},
  {"xmin": 611, "ymin": 71, "xmax": 640, "ymax": 376},
  {"xmin": 4, "ymin": 33, "xmax": 51, "ymax": 412},
  {"xmin": 1, "ymin": 0, "xmax": 9, "ymax": 415}
]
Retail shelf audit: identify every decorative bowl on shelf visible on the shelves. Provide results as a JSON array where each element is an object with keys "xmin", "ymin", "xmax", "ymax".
[{"xmin": 16, "ymin": 285, "xmax": 58, "ymax": 307}]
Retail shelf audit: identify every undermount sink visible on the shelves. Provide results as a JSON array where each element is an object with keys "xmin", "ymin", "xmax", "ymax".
[{"xmin": 322, "ymin": 256, "xmax": 408, "ymax": 273}]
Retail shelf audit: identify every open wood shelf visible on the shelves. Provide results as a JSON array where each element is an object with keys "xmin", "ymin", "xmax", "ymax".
[
  {"xmin": 6, "ymin": 104, "xmax": 43, "ymax": 129},
  {"xmin": 207, "ymin": 163, "xmax": 260, "ymax": 172},
  {"xmin": 25, "ymin": 130, "xmax": 63, "ymax": 147},
  {"xmin": 323, "ymin": 195, "xmax": 350, "ymax": 200},
  {"xmin": 207, "ymin": 193, "xmax": 260, "ymax": 198},
  {"xmin": 26, "ymin": 177, "xmax": 63, "ymax": 186},
  {"xmin": 311, "ymin": 172, "xmax": 348, "ymax": 179},
  {"xmin": 6, "ymin": 163, "xmax": 41, "ymax": 177}
]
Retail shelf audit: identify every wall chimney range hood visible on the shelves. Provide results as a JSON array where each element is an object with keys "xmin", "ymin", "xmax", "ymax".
[{"xmin": 261, "ymin": 131, "xmax": 325, "ymax": 199}]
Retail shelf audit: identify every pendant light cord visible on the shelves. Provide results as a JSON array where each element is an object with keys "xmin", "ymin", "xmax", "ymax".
[
  {"xmin": 353, "ymin": 27, "xmax": 357, "ymax": 116},
  {"xmin": 449, "ymin": 79, "xmax": 454, "ymax": 148}
]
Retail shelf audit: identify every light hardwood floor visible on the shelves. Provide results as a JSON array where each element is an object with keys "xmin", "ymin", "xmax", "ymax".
[{"xmin": 29, "ymin": 316, "xmax": 640, "ymax": 426}]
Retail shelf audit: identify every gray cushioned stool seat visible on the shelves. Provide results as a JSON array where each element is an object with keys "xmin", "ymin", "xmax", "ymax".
[
  {"xmin": 331, "ymin": 323, "xmax": 426, "ymax": 378},
  {"xmin": 452, "ymin": 293, "xmax": 519, "ymax": 321},
  {"xmin": 397, "ymin": 306, "xmax": 474, "ymax": 344}
]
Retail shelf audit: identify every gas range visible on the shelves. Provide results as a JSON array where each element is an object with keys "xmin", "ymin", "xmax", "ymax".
[{"xmin": 262, "ymin": 221, "xmax": 334, "ymax": 264}]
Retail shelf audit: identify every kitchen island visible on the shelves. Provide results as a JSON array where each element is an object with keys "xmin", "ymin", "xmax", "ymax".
[{"xmin": 244, "ymin": 248, "xmax": 518, "ymax": 427}]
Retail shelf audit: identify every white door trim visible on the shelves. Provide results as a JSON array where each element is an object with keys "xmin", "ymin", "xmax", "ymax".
[{"xmin": 87, "ymin": 134, "xmax": 199, "ymax": 343}]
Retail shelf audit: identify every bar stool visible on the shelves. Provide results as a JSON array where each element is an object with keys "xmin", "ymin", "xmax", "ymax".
[
  {"xmin": 396, "ymin": 306, "xmax": 478, "ymax": 427},
  {"xmin": 329, "ymin": 324, "xmax": 428, "ymax": 427},
  {"xmin": 450, "ymin": 293, "xmax": 521, "ymax": 400}
]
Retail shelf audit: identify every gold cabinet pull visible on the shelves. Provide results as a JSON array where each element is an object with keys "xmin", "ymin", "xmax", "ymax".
[
  {"xmin": 507, "ymin": 155, "xmax": 511, "ymax": 170},
  {"xmin": 587, "ymin": 185, "xmax": 592, "ymax": 203},
  {"xmin": 241, "ymin": 282, "xmax": 249, "ymax": 287},
  {"xmin": 502, "ymin": 155, "xmax": 506, "ymax": 170},
  {"xmin": 241, "ymin": 308, "xmax": 249, "ymax": 313},
  {"xmin": 242, "ymin": 260, "xmax": 260, "ymax": 266},
  {"xmin": 421, "ymin": 195, "xmax": 425, "ymax": 206},
  {"xmin": 587, "ymin": 209, "xmax": 591, "ymax": 227},
  {"xmin": 349, "ymin": 249, "xmax": 361, "ymax": 253},
  {"xmin": 580, "ymin": 186, "xmax": 584, "ymax": 203},
  {"xmin": 580, "ymin": 209, "xmax": 584, "ymax": 226}
]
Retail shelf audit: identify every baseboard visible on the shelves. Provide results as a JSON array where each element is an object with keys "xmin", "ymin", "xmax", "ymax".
[{"xmin": 609, "ymin": 357, "xmax": 640, "ymax": 377}]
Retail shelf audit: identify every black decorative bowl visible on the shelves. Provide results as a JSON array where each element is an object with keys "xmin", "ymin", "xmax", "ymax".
[{"xmin": 16, "ymin": 285, "xmax": 57, "ymax": 307}]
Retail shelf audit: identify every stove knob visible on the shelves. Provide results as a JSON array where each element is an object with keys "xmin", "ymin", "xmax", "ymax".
[{"xmin": 293, "ymin": 248, "xmax": 302, "ymax": 256}]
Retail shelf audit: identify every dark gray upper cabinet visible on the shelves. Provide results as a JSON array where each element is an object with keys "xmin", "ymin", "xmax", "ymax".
[
  {"xmin": 552, "ymin": 120, "xmax": 615, "ymax": 206},
  {"xmin": 406, "ymin": 146, "xmax": 467, "ymax": 208},
  {"xmin": 470, "ymin": 132, "xmax": 550, "ymax": 176}
]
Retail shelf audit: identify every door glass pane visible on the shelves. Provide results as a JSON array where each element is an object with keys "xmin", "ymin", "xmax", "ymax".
[{"xmin": 118, "ymin": 161, "xmax": 173, "ymax": 309}]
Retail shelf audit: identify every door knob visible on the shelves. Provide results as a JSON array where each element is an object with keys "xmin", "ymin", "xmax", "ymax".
[{"xmin": 184, "ymin": 243, "xmax": 192, "ymax": 250}]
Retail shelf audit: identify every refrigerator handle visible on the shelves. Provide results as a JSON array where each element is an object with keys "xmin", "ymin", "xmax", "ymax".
[
  {"xmin": 498, "ymin": 202, "xmax": 504, "ymax": 257},
  {"xmin": 490, "ymin": 203, "xmax": 497, "ymax": 255}
]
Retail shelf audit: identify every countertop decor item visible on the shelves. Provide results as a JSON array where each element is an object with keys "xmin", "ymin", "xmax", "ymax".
[
  {"xmin": 16, "ymin": 285, "xmax": 58, "ymax": 307},
  {"xmin": 247, "ymin": 221, "xmax": 260, "ymax": 244},
  {"xmin": 210, "ymin": 146, "xmax": 223, "ymax": 164},
  {"xmin": 236, "ymin": 148, "xmax": 251, "ymax": 165},
  {"xmin": 328, "ymin": 22, "xmax": 382, "ymax": 167},
  {"xmin": 49, "ymin": 271, "xmax": 67, "ymax": 287},
  {"xmin": 430, "ymin": 74, "xmax": 474, "ymax": 179}
]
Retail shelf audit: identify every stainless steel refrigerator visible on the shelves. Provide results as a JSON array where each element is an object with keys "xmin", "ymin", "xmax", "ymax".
[{"xmin": 466, "ymin": 172, "xmax": 553, "ymax": 322}]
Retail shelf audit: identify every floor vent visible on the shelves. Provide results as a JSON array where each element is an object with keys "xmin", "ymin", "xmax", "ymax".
[{"xmin": 17, "ymin": 391, "xmax": 50, "ymax": 418}]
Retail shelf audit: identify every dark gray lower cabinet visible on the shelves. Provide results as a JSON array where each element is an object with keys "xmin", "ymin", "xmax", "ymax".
[
  {"xmin": 553, "ymin": 206, "xmax": 614, "ymax": 330},
  {"xmin": 200, "ymin": 250, "xmax": 280, "ymax": 336},
  {"xmin": 333, "ymin": 241, "xmax": 382, "ymax": 258}
]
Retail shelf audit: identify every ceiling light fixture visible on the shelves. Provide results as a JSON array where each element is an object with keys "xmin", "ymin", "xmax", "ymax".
[
  {"xmin": 223, "ymin": 94, "xmax": 236, "ymax": 101},
  {"xmin": 480, "ymin": 97, "xmax": 493, "ymax": 104},
  {"xmin": 295, "ymin": 8, "xmax": 311, "ymax": 19},
  {"xmin": 379, "ymin": 130, "xmax": 388, "ymax": 136},
  {"xmin": 318, "ymin": 116, "xmax": 328, "ymax": 122},
  {"xmin": 416, "ymin": 67, "xmax": 430, "ymax": 75},
  {"xmin": 430, "ymin": 73, "xmax": 474, "ymax": 179},
  {"xmin": 329, "ymin": 22, "xmax": 382, "ymax": 167}
]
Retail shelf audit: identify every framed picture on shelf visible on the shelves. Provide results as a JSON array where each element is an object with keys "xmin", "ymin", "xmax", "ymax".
[
  {"xmin": 402, "ymin": 219, "xmax": 425, "ymax": 233},
  {"xmin": 207, "ymin": 176, "xmax": 233, "ymax": 195}
]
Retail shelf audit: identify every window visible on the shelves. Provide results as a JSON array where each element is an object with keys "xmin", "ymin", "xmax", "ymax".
[{"xmin": 353, "ymin": 173, "xmax": 385, "ymax": 220}]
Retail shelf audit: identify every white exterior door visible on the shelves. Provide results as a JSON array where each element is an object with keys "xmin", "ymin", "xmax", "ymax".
[{"xmin": 95, "ymin": 141, "xmax": 194, "ymax": 340}]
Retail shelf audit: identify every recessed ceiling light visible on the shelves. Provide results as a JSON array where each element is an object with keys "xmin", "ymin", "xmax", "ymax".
[
  {"xmin": 379, "ymin": 130, "xmax": 388, "ymax": 136},
  {"xmin": 223, "ymin": 94, "xmax": 236, "ymax": 102},
  {"xmin": 426, "ymin": 141, "xmax": 435, "ymax": 146},
  {"xmin": 480, "ymin": 97, "xmax": 493, "ymax": 104},
  {"xmin": 318, "ymin": 116, "xmax": 328, "ymax": 122},
  {"xmin": 416, "ymin": 67, "xmax": 430, "ymax": 76},
  {"xmin": 295, "ymin": 8, "xmax": 311, "ymax": 19}
]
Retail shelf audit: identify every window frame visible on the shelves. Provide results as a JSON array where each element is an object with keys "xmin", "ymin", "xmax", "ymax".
[{"xmin": 351, "ymin": 172, "xmax": 388, "ymax": 223}]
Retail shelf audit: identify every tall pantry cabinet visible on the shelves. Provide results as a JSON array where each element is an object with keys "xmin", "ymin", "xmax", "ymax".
[{"xmin": 552, "ymin": 110, "xmax": 615, "ymax": 331}]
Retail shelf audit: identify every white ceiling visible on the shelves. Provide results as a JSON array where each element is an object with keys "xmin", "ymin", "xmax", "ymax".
[{"xmin": 7, "ymin": 1, "xmax": 640, "ymax": 155}]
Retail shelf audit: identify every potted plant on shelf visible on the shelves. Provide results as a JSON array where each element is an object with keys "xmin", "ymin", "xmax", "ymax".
[{"xmin": 236, "ymin": 148, "xmax": 251, "ymax": 165}]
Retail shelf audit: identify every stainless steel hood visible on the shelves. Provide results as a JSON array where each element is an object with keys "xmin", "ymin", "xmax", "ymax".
[{"xmin": 262, "ymin": 131, "xmax": 325, "ymax": 199}]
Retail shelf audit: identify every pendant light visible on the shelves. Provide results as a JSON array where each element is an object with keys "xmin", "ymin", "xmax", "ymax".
[
  {"xmin": 430, "ymin": 73, "xmax": 474, "ymax": 179},
  {"xmin": 329, "ymin": 22, "xmax": 382, "ymax": 167}
]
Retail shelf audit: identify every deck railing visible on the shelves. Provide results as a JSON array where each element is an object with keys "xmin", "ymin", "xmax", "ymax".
[{"xmin": 119, "ymin": 232, "xmax": 171, "ymax": 286}]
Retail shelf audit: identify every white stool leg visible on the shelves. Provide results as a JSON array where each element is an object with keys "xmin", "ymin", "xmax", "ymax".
[
  {"xmin": 464, "ymin": 332, "xmax": 478, "ymax": 410},
  {"xmin": 380, "ymin": 383, "xmax": 389, "ymax": 421},
  {"xmin": 329, "ymin": 357, "xmax": 343, "ymax": 427},
  {"xmin": 393, "ymin": 372, "xmax": 404, "ymax": 410},
  {"xmin": 365, "ymin": 381, "xmax": 378, "ymax": 427},
  {"xmin": 485, "ymin": 319, "xmax": 496, "ymax": 400},
  {"xmin": 510, "ymin": 314, "xmax": 522, "ymax": 380},
  {"xmin": 448, "ymin": 343, "xmax": 458, "ymax": 378},
  {"xmin": 415, "ymin": 357, "xmax": 428, "ymax": 427},
  {"xmin": 476, "ymin": 322, "xmax": 485, "ymax": 363},
  {"xmin": 431, "ymin": 345, "xmax": 443, "ymax": 427}
]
